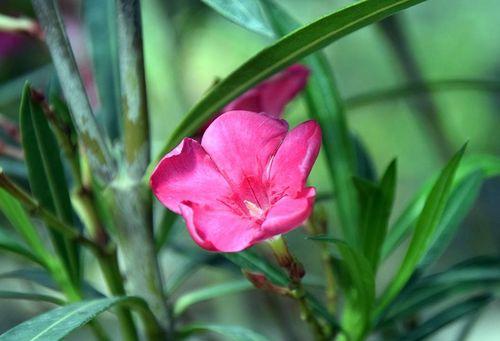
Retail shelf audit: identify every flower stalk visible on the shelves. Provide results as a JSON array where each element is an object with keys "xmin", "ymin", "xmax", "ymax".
[{"xmin": 267, "ymin": 235, "xmax": 328, "ymax": 341}]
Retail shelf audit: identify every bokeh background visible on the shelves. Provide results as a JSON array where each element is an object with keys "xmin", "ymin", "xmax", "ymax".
[{"xmin": 0, "ymin": 0, "xmax": 499, "ymax": 339}]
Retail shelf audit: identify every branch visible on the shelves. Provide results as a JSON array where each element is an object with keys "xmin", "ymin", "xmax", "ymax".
[
  {"xmin": 31, "ymin": 0, "xmax": 116, "ymax": 182},
  {"xmin": 116, "ymin": 0, "xmax": 150, "ymax": 179}
]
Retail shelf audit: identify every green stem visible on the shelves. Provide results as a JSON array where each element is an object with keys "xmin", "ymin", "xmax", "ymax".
[
  {"xmin": 98, "ymin": 249, "xmax": 139, "ymax": 341},
  {"xmin": 267, "ymin": 236, "xmax": 328, "ymax": 340},
  {"xmin": 116, "ymin": 0, "xmax": 150, "ymax": 179},
  {"xmin": 31, "ymin": 0, "xmax": 116, "ymax": 182},
  {"xmin": 111, "ymin": 181, "xmax": 170, "ymax": 335},
  {"xmin": 114, "ymin": 0, "xmax": 168, "ymax": 334},
  {"xmin": 0, "ymin": 170, "xmax": 98, "ymax": 247},
  {"xmin": 306, "ymin": 212, "xmax": 337, "ymax": 314}
]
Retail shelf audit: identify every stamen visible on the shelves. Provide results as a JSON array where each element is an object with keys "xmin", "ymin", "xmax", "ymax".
[{"xmin": 244, "ymin": 200, "xmax": 264, "ymax": 218}]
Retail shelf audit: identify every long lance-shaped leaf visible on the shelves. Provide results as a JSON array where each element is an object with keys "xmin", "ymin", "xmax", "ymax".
[
  {"xmin": 261, "ymin": 0, "xmax": 361, "ymax": 246},
  {"xmin": 395, "ymin": 294, "xmax": 493, "ymax": 341},
  {"xmin": 153, "ymin": 0, "xmax": 429, "ymax": 166},
  {"xmin": 0, "ymin": 291, "xmax": 64, "ymax": 305},
  {"xmin": 0, "ymin": 228, "xmax": 43, "ymax": 265},
  {"xmin": 382, "ymin": 154, "xmax": 500, "ymax": 260},
  {"xmin": 20, "ymin": 84, "xmax": 80, "ymax": 284},
  {"xmin": 201, "ymin": 0, "xmax": 275, "ymax": 37},
  {"xmin": 178, "ymin": 323, "xmax": 270, "ymax": 341},
  {"xmin": 0, "ymin": 296, "xmax": 160, "ymax": 341},
  {"xmin": 82, "ymin": 0, "xmax": 121, "ymax": 141},
  {"xmin": 174, "ymin": 280, "xmax": 253, "ymax": 317},
  {"xmin": 31, "ymin": 0, "xmax": 116, "ymax": 182},
  {"xmin": 360, "ymin": 159, "xmax": 397, "ymax": 270},
  {"xmin": 378, "ymin": 256, "xmax": 500, "ymax": 327},
  {"xmin": 375, "ymin": 144, "xmax": 467, "ymax": 316}
]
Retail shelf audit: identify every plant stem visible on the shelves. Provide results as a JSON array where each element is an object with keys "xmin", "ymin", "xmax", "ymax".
[
  {"xmin": 116, "ymin": 0, "xmax": 150, "ymax": 179},
  {"xmin": 306, "ymin": 210, "xmax": 337, "ymax": 314},
  {"xmin": 113, "ymin": 0, "xmax": 169, "ymax": 335},
  {"xmin": 31, "ymin": 0, "xmax": 116, "ymax": 182},
  {"xmin": 268, "ymin": 236, "xmax": 328, "ymax": 340},
  {"xmin": 98, "ymin": 249, "xmax": 139, "ymax": 341},
  {"xmin": 111, "ymin": 181, "xmax": 170, "ymax": 335},
  {"xmin": 0, "ymin": 170, "xmax": 97, "ymax": 247}
]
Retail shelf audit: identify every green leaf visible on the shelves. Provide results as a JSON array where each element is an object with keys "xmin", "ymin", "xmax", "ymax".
[
  {"xmin": 0, "ymin": 297, "xmax": 134, "ymax": 341},
  {"xmin": 0, "ymin": 268, "xmax": 104, "ymax": 299},
  {"xmin": 0, "ymin": 189, "xmax": 49, "ymax": 262},
  {"xmin": 224, "ymin": 250, "xmax": 288, "ymax": 286},
  {"xmin": 0, "ymin": 228, "xmax": 43, "ymax": 265},
  {"xmin": 376, "ymin": 144, "xmax": 467, "ymax": 316},
  {"xmin": 309, "ymin": 236, "xmax": 374, "ymax": 340},
  {"xmin": 260, "ymin": 0, "xmax": 360, "ymax": 246},
  {"xmin": 379, "ymin": 256, "xmax": 500, "ymax": 326},
  {"xmin": 418, "ymin": 171, "xmax": 483, "ymax": 269},
  {"xmin": 202, "ymin": 0, "xmax": 274, "ymax": 38},
  {"xmin": 155, "ymin": 210, "xmax": 178, "ymax": 251},
  {"xmin": 174, "ymin": 280, "xmax": 253, "ymax": 317},
  {"xmin": 0, "ymin": 290, "xmax": 64, "ymax": 305},
  {"xmin": 166, "ymin": 253, "xmax": 226, "ymax": 294},
  {"xmin": 82, "ymin": 0, "xmax": 120, "ymax": 141},
  {"xmin": 155, "ymin": 0, "xmax": 429, "ymax": 161},
  {"xmin": 20, "ymin": 84, "xmax": 79, "ymax": 283},
  {"xmin": 178, "ymin": 323, "xmax": 269, "ymax": 341},
  {"xmin": 382, "ymin": 154, "xmax": 500, "ymax": 260},
  {"xmin": 396, "ymin": 294, "xmax": 493, "ymax": 341},
  {"xmin": 360, "ymin": 160, "xmax": 397, "ymax": 270}
]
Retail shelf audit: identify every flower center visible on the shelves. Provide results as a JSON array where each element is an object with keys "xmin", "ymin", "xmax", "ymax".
[{"xmin": 244, "ymin": 200, "xmax": 264, "ymax": 219}]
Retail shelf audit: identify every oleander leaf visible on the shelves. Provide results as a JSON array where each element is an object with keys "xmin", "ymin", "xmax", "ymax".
[
  {"xmin": 376, "ymin": 144, "xmax": 467, "ymax": 315},
  {"xmin": 0, "ymin": 297, "xmax": 133, "ymax": 341}
]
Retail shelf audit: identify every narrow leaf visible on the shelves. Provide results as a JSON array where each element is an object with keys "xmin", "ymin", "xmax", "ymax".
[
  {"xmin": 376, "ymin": 144, "xmax": 467, "ymax": 315},
  {"xmin": 174, "ymin": 280, "xmax": 253, "ymax": 317},
  {"xmin": 396, "ymin": 294, "xmax": 493, "ymax": 341},
  {"xmin": 179, "ymin": 323, "xmax": 269, "ymax": 341},
  {"xmin": 0, "ymin": 228, "xmax": 43, "ymax": 265},
  {"xmin": 383, "ymin": 154, "xmax": 500, "ymax": 260},
  {"xmin": 0, "ymin": 290, "xmax": 64, "ymax": 305},
  {"xmin": 202, "ymin": 0, "xmax": 274, "ymax": 37},
  {"xmin": 379, "ymin": 256, "xmax": 500, "ymax": 326},
  {"xmin": 155, "ymin": 0, "xmax": 429, "ymax": 161},
  {"xmin": 261, "ymin": 0, "xmax": 360, "ymax": 246},
  {"xmin": 82, "ymin": 0, "xmax": 120, "ymax": 140},
  {"xmin": 418, "ymin": 171, "xmax": 483, "ymax": 269},
  {"xmin": 0, "ymin": 268, "xmax": 104, "ymax": 299},
  {"xmin": 20, "ymin": 84, "xmax": 79, "ymax": 283},
  {"xmin": 361, "ymin": 160, "xmax": 397, "ymax": 270},
  {"xmin": 224, "ymin": 250, "xmax": 288, "ymax": 286},
  {"xmin": 0, "ymin": 297, "xmax": 133, "ymax": 341}
]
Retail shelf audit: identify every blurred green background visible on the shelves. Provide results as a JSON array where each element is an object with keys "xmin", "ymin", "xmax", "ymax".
[{"xmin": 0, "ymin": 0, "xmax": 499, "ymax": 339}]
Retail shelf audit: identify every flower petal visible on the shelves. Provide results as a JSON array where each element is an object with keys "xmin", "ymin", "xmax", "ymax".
[
  {"xmin": 267, "ymin": 120, "xmax": 321, "ymax": 197},
  {"xmin": 223, "ymin": 64, "xmax": 310, "ymax": 117},
  {"xmin": 150, "ymin": 138, "xmax": 231, "ymax": 214},
  {"xmin": 201, "ymin": 111, "xmax": 288, "ymax": 190},
  {"xmin": 262, "ymin": 187, "xmax": 316, "ymax": 235},
  {"xmin": 179, "ymin": 202, "xmax": 265, "ymax": 252}
]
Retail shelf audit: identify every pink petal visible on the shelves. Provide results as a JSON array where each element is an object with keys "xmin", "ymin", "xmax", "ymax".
[
  {"xmin": 201, "ymin": 111, "xmax": 288, "ymax": 191},
  {"xmin": 262, "ymin": 187, "xmax": 316, "ymax": 235},
  {"xmin": 150, "ymin": 138, "xmax": 231, "ymax": 214},
  {"xmin": 180, "ymin": 202, "xmax": 265, "ymax": 252},
  {"xmin": 267, "ymin": 120, "xmax": 321, "ymax": 197},
  {"xmin": 223, "ymin": 64, "xmax": 310, "ymax": 117}
]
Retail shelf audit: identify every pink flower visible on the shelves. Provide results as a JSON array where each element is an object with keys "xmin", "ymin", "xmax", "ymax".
[
  {"xmin": 151, "ymin": 110, "xmax": 321, "ymax": 252},
  {"xmin": 197, "ymin": 65, "xmax": 310, "ymax": 135},
  {"xmin": 223, "ymin": 64, "xmax": 309, "ymax": 117}
]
